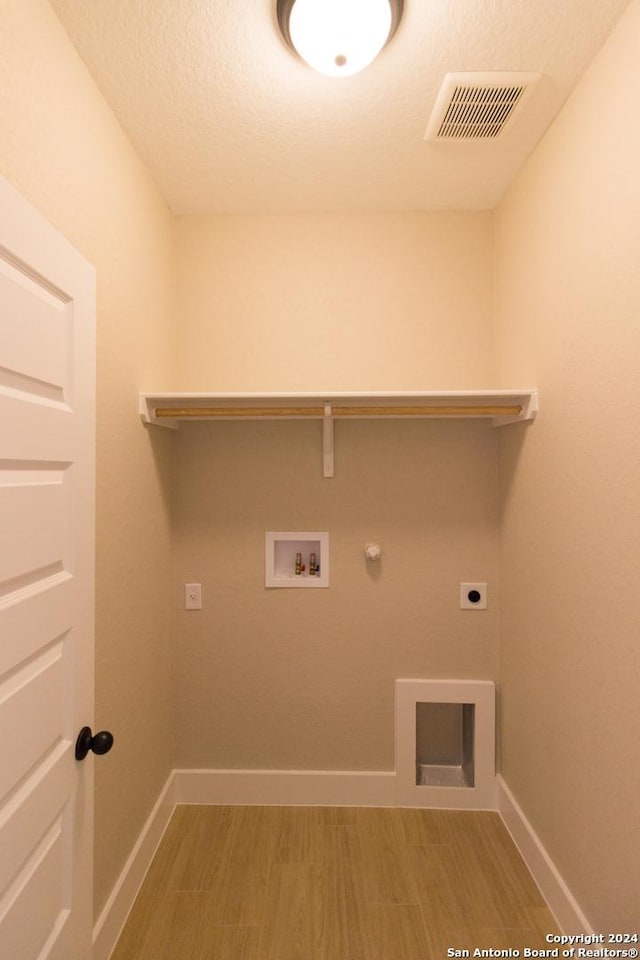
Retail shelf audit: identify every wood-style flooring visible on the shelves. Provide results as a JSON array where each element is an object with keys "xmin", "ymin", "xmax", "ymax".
[{"xmin": 111, "ymin": 805, "xmax": 560, "ymax": 960}]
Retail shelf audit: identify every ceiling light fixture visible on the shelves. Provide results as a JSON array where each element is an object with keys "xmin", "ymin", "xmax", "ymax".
[{"xmin": 276, "ymin": 0, "xmax": 403, "ymax": 78}]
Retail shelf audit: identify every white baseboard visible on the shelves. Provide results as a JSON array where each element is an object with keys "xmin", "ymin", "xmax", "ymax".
[
  {"xmin": 172, "ymin": 768, "xmax": 398, "ymax": 807},
  {"xmin": 92, "ymin": 771, "xmax": 176, "ymax": 960},
  {"xmin": 497, "ymin": 775, "xmax": 594, "ymax": 935},
  {"xmin": 172, "ymin": 765, "xmax": 502, "ymax": 810}
]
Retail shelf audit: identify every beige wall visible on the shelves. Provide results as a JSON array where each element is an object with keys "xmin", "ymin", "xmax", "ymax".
[
  {"xmin": 495, "ymin": 0, "xmax": 640, "ymax": 930},
  {"xmin": 173, "ymin": 418, "xmax": 499, "ymax": 770},
  {"xmin": 0, "ymin": 0, "xmax": 176, "ymax": 918},
  {"xmin": 172, "ymin": 211, "xmax": 500, "ymax": 771},
  {"xmin": 175, "ymin": 212, "xmax": 494, "ymax": 391}
]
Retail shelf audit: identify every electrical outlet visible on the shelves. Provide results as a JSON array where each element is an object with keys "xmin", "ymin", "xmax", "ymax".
[
  {"xmin": 184, "ymin": 582, "xmax": 202, "ymax": 610},
  {"xmin": 460, "ymin": 582, "xmax": 487, "ymax": 609}
]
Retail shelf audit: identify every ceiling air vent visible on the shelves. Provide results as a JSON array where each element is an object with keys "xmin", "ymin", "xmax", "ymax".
[{"xmin": 425, "ymin": 72, "xmax": 539, "ymax": 141}]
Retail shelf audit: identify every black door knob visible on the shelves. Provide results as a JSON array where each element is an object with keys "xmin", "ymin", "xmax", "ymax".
[{"xmin": 75, "ymin": 726, "xmax": 114, "ymax": 761}]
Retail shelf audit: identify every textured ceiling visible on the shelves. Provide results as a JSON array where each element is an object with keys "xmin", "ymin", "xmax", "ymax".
[{"xmin": 50, "ymin": 0, "xmax": 630, "ymax": 214}]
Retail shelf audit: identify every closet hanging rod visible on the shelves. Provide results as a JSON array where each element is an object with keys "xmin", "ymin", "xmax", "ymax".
[{"xmin": 152, "ymin": 404, "xmax": 523, "ymax": 420}]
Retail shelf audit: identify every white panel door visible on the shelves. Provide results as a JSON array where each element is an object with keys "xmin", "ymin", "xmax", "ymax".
[{"xmin": 0, "ymin": 178, "xmax": 96, "ymax": 958}]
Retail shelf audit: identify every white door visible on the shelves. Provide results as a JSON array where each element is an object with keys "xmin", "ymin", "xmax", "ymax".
[{"xmin": 0, "ymin": 178, "xmax": 96, "ymax": 958}]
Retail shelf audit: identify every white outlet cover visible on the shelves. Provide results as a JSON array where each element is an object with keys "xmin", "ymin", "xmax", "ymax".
[
  {"xmin": 185, "ymin": 582, "xmax": 202, "ymax": 610},
  {"xmin": 460, "ymin": 582, "xmax": 487, "ymax": 609}
]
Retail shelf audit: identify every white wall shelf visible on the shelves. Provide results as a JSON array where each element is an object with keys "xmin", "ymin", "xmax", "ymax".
[{"xmin": 139, "ymin": 390, "xmax": 537, "ymax": 478}]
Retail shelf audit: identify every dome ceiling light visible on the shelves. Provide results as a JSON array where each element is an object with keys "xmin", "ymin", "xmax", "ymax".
[{"xmin": 276, "ymin": 0, "xmax": 404, "ymax": 78}]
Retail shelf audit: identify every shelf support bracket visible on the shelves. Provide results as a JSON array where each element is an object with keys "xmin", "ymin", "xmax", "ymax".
[{"xmin": 323, "ymin": 404, "xmax": 334, "ymax": 478}]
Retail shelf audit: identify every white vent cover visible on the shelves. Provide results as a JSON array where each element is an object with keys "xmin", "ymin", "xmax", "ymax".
[{"xmin": 425, "ymin": 72, "xmax": 539, "ymax": 141}]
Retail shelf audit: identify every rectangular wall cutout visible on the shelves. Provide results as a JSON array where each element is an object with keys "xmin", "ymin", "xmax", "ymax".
[
  {"xmin": 416, "ymin": 701, "xmax": 475, "ymax": 787},
  {"xmin": 265, "ymin": 532, "xmax": 329, "ymax": 588},
  {"xmin": 395, "ymin": 679, "xmax": 495, "ymax": 809}
]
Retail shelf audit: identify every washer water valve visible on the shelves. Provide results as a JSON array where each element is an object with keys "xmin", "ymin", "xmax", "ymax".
[{"xmin": 365, "ymin": 542, "xmax": 382, "ymax": 561}]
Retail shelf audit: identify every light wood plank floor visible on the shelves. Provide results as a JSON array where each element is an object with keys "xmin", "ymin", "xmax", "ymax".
[{"xmin": 111, "ymin": 805, "xmax": 560, "ymax": 960}]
